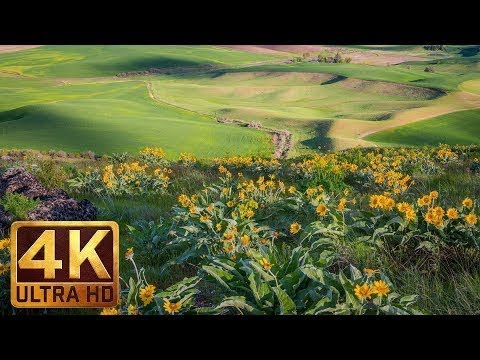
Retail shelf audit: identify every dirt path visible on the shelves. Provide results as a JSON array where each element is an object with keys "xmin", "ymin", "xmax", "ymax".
[{"xmin": 0, "ymin": 45, "xmax": 41, "ymax": 54}]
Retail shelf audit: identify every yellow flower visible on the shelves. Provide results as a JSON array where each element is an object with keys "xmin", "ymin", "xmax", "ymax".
[
  {"xmin": 139, "ymin": 284, "xmax": 156, "ymax": 306},
  {"xmin": 405, "ymin": 209, "xmax": 416, "ymax": 221},
  {"xmin": 396, "ymin": 202, "xmax": 411, "ymax": 213},
  {"xmin": 417, "ymin": 195, "xmax": 431, "ymax": 207},
  {"xmin": 223, "ymin": 232, "xmax": 235, "ymax": 242},
  {"xmin": 189, "ymin": 205, "xmax": 198, "ymax": 214},
  {"xmin": 125, "ymin": 247, "xmax": 134, "ymax": 260},
  {"xmin": 369, "ymin": 195, "xmax": 380, "ymax": 208},
  {"xmin": 354, "ymin": 283, "xmax": 374, "ymax": 300},
  {"xmin": 465, "ymin": 213, "xmax": 478, "ymax": 226},
  {"xmin": 200, "ymin": 214, "xmax": 211, "ymax": 222},
  {"xmin": 463, "ymin": 198, "xmax": 473, "ymax": 209},
  {"xmin": 288, "ymin": 186, "xmax": 296, "ymax": 194},
  {"xmin": 100, "ymin": 307, "xmax": 119, "ymax": 315},
  {"xmin": 0, "ymin": 238, "xmax": 10, "ymax": 251},
  {"xmin": 316, "ymin": 203, "xmax": 328, "ymax": 216},
  {"xmin": 245, "ymin": 210, "xmax": 254, "ymax": 218},
  {"xmin": 364, "ymin": 268, "xmax": 380, "ymax": 276},
  {"xmin": 372, "ymin": 280, "xmax": 390, "ymax": 297},
  {"xmin": 163, "ymin": 299, "xmax": 182, "ymax": 314},
  {"xmin": 241, "ymin": 235, "xmax": 250, "ymax": 246},
  {"xmin": 216, "ymin": 223, "xmax": 222, "ymax": 231},
  {"xmin": 447, "ymin": 208, "xmax": 458, "ymax": 220},
  {"xmin": 128, "ymin": 304, "xmax": 138, "ymax": 315},
  {"xmin": 206, "ymin": 203, "xmax": 214, "ymax": 212},
  {"xmin": 259, "ymin": 257, "xmax": 272, "ymax": 270},
  {"xmin": 178, "ymin": 194, "xmax": 191, "ymax": 207},
  {"xmin": 0, "ymin": 262, "xmax": 10, "ymax": 276},
  {"xmin": 290, "ymin": 222, "xmax": 301, "ymax": 234},
  {"xmin": 429, "ymin": 191, "xmax": 439, "ymax": 199},
  {"xmin": 433, "ymin": 206, "xmax": 445, "ymax": 217},
  {"xmin": 226, "ymin": 201, "xmax": 234, "ymax": 207}
]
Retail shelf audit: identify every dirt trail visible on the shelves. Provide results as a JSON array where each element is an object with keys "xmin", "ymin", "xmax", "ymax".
[
  {"xmin": 0, "ymin": 45, "xmax": 41, "ymax": 53},
  {"xmin": 146, "ymin": 81, "xmax": 293, "ymax": 159}
]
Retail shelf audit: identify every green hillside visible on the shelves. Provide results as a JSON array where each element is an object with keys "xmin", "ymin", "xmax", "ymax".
[{"xmin": 366, "ymin": 109, "xmax": 480, "ymax": 146}]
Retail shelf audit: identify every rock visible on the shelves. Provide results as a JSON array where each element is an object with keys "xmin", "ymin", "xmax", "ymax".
[
  {"xmin": 0, "ymin": 168, "xmax": 49, "ymax": 199},
  {"xmin": 0, "ymin": 205, "xmax": 13, "ymax": 237},
  {"xmin": 0, "ymin": 168, "xmax": 98, "ymax": 223},
  {"xmin": 57, "ymin": 150, "xmax": 67, "ymax": 158},
  {"xmin": 28, "ymin": 198, "xmax": 97, "ymax": 221}
]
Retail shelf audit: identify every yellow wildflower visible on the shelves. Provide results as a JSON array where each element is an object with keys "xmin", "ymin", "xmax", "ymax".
[
  {"xmin": 316, "ymin": 204, "xmax": 328, "ymax": 216},
  {"xmin": 125, "ymin": 247, "xmax": 134, "ymax": 260},
  {"xmin": 100, "ymin": 307, "xmax": 119, "ymax": 315},
  {"xmin": 465, "ymin": 213, "xmax": 478, "ymax": 226},
  {"xmin": 372, "ymin": 280, "xmax": 390, "ymax": 297},
  {"xmin": 290, "ymin": 222, "xmax": 301, "ymax": 234},
  {"xmin": 447, "ymin": 208, "xmax": 458, "ymax": 220},
  {"xmin": 241, "ymin": 235, "xmax": 250, "ymax": 246},
  {"xmin": 354, "ymin": 283, "xmax": 374, "ymax": 300},
  {"xmin": 139, "ymin": 285, "xmax": 156, "ymax": 306},
  {"xmin": 463, "ymin": 198, "xmax": 473, "ymax": 209},
  {"xmin": 259, "ymin": 257, "xmax": 272, "ymax": 270},
  {"xmin": 163, "ymin": 299, "xmax": 182, "ymax": 314},
  {"xmin": 128, "ymin": 304, "xmax": 138, "ymax": 315}
]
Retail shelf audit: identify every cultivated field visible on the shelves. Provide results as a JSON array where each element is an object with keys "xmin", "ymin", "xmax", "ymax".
[{"xmin": 1, "ymin": 45, "xmax": 479, "ymax": 157}]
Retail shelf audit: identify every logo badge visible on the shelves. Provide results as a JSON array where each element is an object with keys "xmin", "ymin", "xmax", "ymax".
[{"xmin": 10, "ymin": 221, "xmax": 119, "ymax": 308}]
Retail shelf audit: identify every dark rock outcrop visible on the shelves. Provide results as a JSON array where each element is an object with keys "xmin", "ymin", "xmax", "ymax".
[
  {"xmin": 0, "ymin": 167, "xmax": 49, "ymax": 199},
  {"xmin": 28, "ymin": 198, "xmax": 97, "ymax": 221},
  {"xmin": 0, "ymin": 168, "xmax": 97, "ymax": 225}
]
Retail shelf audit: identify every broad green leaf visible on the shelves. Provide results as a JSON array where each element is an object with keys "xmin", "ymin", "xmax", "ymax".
[
  {"xmin": 339, "ymin": 271, "xmax": 361, "ymax": 308},
  {"xmin": 349, "ymin": 264, "xmax": 363, "ymax": 281},
  {"xmin": 216, "ymin": 296, "xmax": 265, "ymax": 315},
  {"xmin": 273, "ymin": 287, "xmax": 297, "ymax": 314},
  {"xmin": 202, "ymin": 265, "xmax": 234, "ymax": 290},
  {"xmin": 380, "ymin": 305, "xmax": 410, "ymax": 315}
]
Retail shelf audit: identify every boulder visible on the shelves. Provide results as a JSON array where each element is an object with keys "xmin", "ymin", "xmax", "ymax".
[
  {"xmin": 0, "ymin": 168, "xmax": 97, "ymax": 223},
  {"xmin": 0, "ymin": 167, "xmax": 49, "ymax": 199},
  {"xmin": 28, "ymin": 198, "xmax": 97, "ymax": 221}
]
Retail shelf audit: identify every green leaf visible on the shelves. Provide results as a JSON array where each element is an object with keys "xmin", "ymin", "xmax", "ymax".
[
  {"xmin": 248, "ymin": 261, "xmax": 275, "ymax": 282},
  {"xmin": 216, "ymin": 296, "xmax": 265, "ymax": 315},
  {"xmin": 202, "ymin": 265, "xmax": 234, "ymax": 290},
  {"xmin": 126, "ymin": 277, "xmax": 137, "ymax": 305},
  {"xmin": 380, "ymin": 304, "xmax": 411, "ymax": 315},
  {"xmin": 399, "ymin": 294, "xmax": 418, "ymax": 307},
  {"xmin": 339, "ymin": 271, "xmax": 361, "ymax": 308},
  {"xmin": 300, "ymin": 265, "xmax": 327, "ymax": 285},
  {"xmin": 273, "ymin": 286, "xmax": 297, "ymax": 314},
  {"xmin": 349, "ymin": 264, "xmax": 363, "ymax": 281}
]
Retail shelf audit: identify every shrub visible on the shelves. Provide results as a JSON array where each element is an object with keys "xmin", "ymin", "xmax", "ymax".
[
  {"xmin": 424, "ymin": 66, "xmax": 435, "ymax": 73},
  {"xmin": 0, "ymin": 193, "xmax": 39, "ymax": 220}
]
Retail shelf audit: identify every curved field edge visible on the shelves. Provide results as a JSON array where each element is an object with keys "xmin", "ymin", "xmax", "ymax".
[{"xmin": 364, "ymin": 109, "xmax": 480, "ymax": 146}]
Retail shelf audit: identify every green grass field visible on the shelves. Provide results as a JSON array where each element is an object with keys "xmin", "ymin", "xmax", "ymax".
[
  {"xmin": 365, "ymin": 109, "xmax": 480, "ymax": 146},
  {"xmin": 0, "ymin": 45, "xmax": 479, "ymax": 156}
]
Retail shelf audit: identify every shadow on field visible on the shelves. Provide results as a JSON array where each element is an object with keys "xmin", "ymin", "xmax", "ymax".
[
  {"xmin": 91, "ymin": 56, "xmax": 209, "ymax": 75},
  {"xmin": 300, "ymin": 120, "xmax": 334, "ymax": 152},
  {"xmin": 321, "ymin": 75, "xmax": 346, "ymax": 85}
]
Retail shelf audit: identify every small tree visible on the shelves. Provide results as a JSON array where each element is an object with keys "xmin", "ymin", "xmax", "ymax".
[{"xmin": 424, "ymin": 66, "xmax": 435, "ymax": 73}]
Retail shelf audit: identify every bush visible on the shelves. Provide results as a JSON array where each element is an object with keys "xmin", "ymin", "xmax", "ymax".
[
  {"xmin": 0, "ymin": 193, "xmax": 39, "ymax": 220},
  {"xmin": 424, "ymin": 66, "xmax": 435, "ymax": 73}
]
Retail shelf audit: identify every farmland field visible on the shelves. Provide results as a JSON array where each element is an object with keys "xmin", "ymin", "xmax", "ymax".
[{"xmin": 1, "ymin": 45, "xmax": 479, "ymax": 156}]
